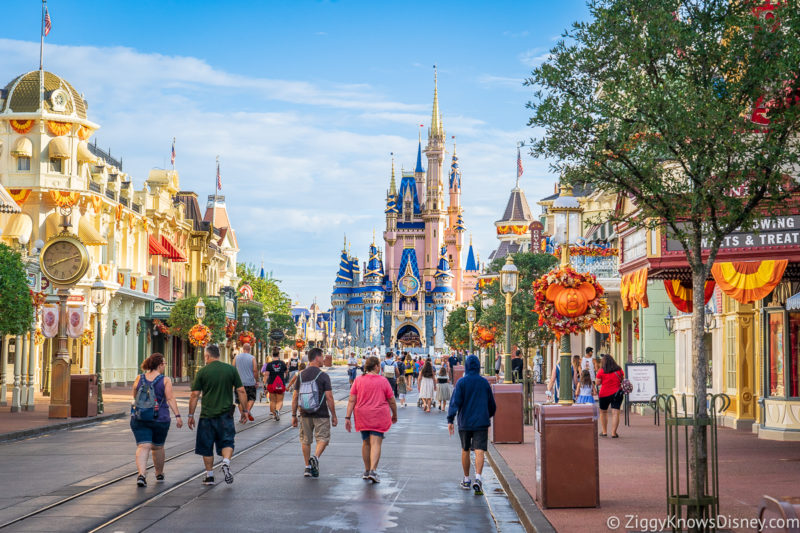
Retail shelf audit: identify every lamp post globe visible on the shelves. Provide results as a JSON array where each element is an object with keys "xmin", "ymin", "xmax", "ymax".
[
  {"xmin": 499, "ymin": 256, "xmax": 519, "ymax": 383},
  {"xmin": 466, "ymin": 304, "xmax": 476, "ymax": 356},
  {"xmin": 194, "ymin": 298, "xmax": 206, "ymax": 322},
  {"xmin": 242, "ymin": 309, "xmax": 250, "ymax": 329},
  {"xmin": 90, "ymin": 277, "xmax": 107, "ymax": 414}
]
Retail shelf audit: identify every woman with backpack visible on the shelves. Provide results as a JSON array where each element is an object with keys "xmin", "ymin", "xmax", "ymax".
[
  {"xmin": 596, "ymin": 354, "xmax": 625, "ymax": 438},
  {"xmin": 130, "ymin": 353, "xmax": 183, "ymax": 487},
  {"xmin": 344, "ymin": 356, "xmax": 397, "ymax": 483},
  {"xmin": 263, "ymin": 348, "xmax": 288, "ymax": 421}
]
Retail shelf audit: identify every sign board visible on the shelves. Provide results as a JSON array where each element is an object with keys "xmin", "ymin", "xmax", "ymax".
[
  {"xmin": 624, "ymin": 363, "xmax": 658, "ymax": 404},
  {"xmin": 623, "ymin": 229, "xmax": 647, "ymax": 261},
  {"xmin": 150, "ymin": 299, "xmax": 175, "ymax": 318},
  {"xmin": 666, "ymin": 216, "xmax": 800, "ymax": 252},
  {"xmin": 269, "ymin": 330, "xmax": 285, "ymax": 342},
  {"xmin": 530, "ymin": 221, "xmax": 544, "ymax": 252}
]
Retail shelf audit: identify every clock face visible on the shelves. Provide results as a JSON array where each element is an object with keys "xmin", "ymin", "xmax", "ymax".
[
  {"xmin": 51, "ymin": 89, "xmax": 68, "ymax": 111},
  {"xmin": 398, "ymin": 275, "xmax": 419, "ymax": 297},
  {"xmin": 40, "ymin": 237, "xmax": 89, "ymax": 286}
]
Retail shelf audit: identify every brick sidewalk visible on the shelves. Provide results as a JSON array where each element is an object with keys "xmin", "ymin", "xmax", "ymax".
[
  {"xmin": 493, "ymin": 401, "xmax": 800, "ymax": 532},
  {"xmin": 1, "ymin": 382, "xmax": 193, "ymax": 438}
]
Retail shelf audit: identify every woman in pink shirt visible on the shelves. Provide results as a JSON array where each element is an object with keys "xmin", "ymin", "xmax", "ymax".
[{"xmin": 345, "ymin": 356, "xmax": 398, "ymax": 483}]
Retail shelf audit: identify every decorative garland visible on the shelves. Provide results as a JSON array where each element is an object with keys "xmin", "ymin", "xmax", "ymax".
[
  {"xmin": 10, "ymin": 119, "xmax": 34, "ymax": 134},
  {"xmin": 77, "ymin": 125, "xmax": 93, "ymax": 140},
  {"xmin": 473, "ymin": 325, "xmax": 497, "ymax": 348},
  {"xmin": 34, "ymin": 328, "xmax": 45, "ymax": 345},
  {"xmin": 8, "ymin": 189, "xmax": 32, "ymax": 206},
  {"xmin": 225, "ymin": 319, "xmax": 238, "ymax": 339},
  {"xmin": 153, "ymin": 319, "xmax": 170, "ymax": 335},
  {"xmin": 30, "ymin": 289, "xmax": 47, "ymax": 308},
  {"xmin": 238, "ymin": 330, "xmax": 255, "ymax": 345},
  {"xmin": 50, "ymin": 190, "xmax": 80, "ymax": 208},
  {"xmin": 532, "ymin": 265, "xmax": 607, "ymax": 336},
  {"xmin": 125, "ymin": 321, "xmax": 131, "ymax": 335},
  {"xmin": 112, "ymin": 319, "xmax": 118, "ymax": 335},
  {"xmin": 46, "ymin": 120, "xmax": 71, "ymax": 136},
  {"xmin": 81, "ymin": 329, "xmax": 94, "ymax": 346},
  {"xmin": 611, "ymin": 320, "xmax": 622, "ymax": 343},
  {"xmin": 552, "ymin": 245, "xmax": 619, "ymax": 258},
  {"xmin": 633, "ymin": 315, "xmax": 640, "ymax": 340},
  {"xmin": 189, "ymin": 324, "xmax": 213, "ymax": 347},
  {"xmin": 136, "ymin": 322, "xmax": 141, "ymax": 336}
]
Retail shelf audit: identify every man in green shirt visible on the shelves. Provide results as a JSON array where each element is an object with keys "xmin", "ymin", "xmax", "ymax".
[{"xmin": 188, "ymin": 344, "xmax": 248, "ymax": 486}]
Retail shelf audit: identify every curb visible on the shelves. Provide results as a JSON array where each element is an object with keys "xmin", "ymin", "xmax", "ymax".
[
  {"xmin": 487, "ymin": 442, "xmax": 556, "ymax": 533},
  {"xmin": 0, "ymin": 410, "xmax": 127, "ymax": 443}
]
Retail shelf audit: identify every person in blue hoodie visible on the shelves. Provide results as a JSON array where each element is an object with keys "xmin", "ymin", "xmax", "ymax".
[{"xmin": 447, "ymin": 354, "xmax": 496, "ymax": 496}]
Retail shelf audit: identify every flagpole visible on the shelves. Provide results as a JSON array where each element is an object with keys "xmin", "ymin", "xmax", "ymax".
[
  {"xmin": 212, "ymin": 156, "xmax": 219, "ymax": 230},
  {"xmin": 39, "ymin": 0, "xmax": 45, "ymax": 112}
]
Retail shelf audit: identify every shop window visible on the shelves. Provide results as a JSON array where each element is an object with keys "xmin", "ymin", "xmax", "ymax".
[
  {"xmin": 725, "ymin": 319, "xmax": 737, "ymax": 391},
  {"xmin": 768, "ymin": 312, "xmax": 785, "ymax": 397},
  {"xmin": 17, "ymin": 156, "xmax": 30, "ymax": 171},
  {"xmin": 50, "ymin": 158, "xmax": 62, "ymax": 173},
  {"xmin": 789, "ymin": 313, "xmax": 800, "ymax": 397}
]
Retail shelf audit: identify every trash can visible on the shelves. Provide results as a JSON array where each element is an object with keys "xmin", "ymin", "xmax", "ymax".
[
  {"xmin": 491, "ymin": 383, "xmax": 523, "ymax": 443},
  {"xmin": 485, "ymin": 375, "xmax": 498, "ymax": 385},
  {"xmin": 534, "ymin": 403, "xmax": 599, "ymax": 508},
  {"xmin": 70, "ymin": 374, "xmax": 98, "ymax": 418},
  {"xmin": 452, "ymin": 365, "xmax": 465, "ymax": 384}
]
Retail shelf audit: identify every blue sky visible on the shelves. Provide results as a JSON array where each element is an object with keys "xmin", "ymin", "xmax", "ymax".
[{"xmin": 1, "ymin": 0, "xmax": 589, "ymax": 306}]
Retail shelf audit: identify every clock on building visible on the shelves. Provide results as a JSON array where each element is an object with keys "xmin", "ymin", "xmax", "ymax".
[
  {"xmin": 39, "ymin": 234, "xmax": 90, "ymax": 287},
  {"xmin": 50, "ymin": 89, "xmax": 68, "ymax": 112},
  {"xmin": 398, "ymin": 274, "xmax": 420, "ymax": 297}
]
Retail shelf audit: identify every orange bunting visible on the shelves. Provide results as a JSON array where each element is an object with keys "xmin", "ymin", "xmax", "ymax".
[
  {"xmin": 46, "ymin": 121, "xmax": 71, "ymax": 136},
  {"xmin": 8, "ymin": 189, "xmax": 31, "ymax": 206},
  {"xmin": 77, "ymin": 125, "xmax": 93, "ymax": 140},
  {"xmin": 50, "ymin": 191, "xmax": 80, "ymax": 208},
  {"xmin": 711, "ymin": 260, "xmax": 787, "ymax": 304},
  {"xmin": 621, "ymin": 268, "xmax": 649, "ymax": 311},
  {"xmin": 127, "ymin": 212, "xmax": 136, "ymax": 231},
  {"xmin": 89, "ymin": 195, "xmax": 102, "ymax": 214},
  {"xmin": 9, "ymin": 119, "xmax": 34, "ymax": 134},
  {"xmin": 98, "ymin": 264, "xmax": 111, "ymax": 281},
  {"xmin": 115, "ymin": 204, "xmax": 122, "ymax": 222},
  {"xmin": 130, "ymin": 277, "xmax": 137, "ymax": 291},
  {"xmin": 143, "ymin": 280, "xmax": 149, "ymax": 293},
  {"xmin": 663, "ymin": 280, "xmax": 716, "ymax": 313},
  {"xmin": 117, "ymin": 271, "xmax": 124, "ymax": 286},
  {"xmin": 497, "ymin": 224, "xmax": 529, "ymax": 236}
]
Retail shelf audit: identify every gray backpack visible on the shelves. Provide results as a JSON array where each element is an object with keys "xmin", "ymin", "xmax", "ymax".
[
  {"xmin": 298, "ymin": 371, "xmax": 322, "ymax": 414},
  {"xmin": 133, "ymin": 374, "xmax": 163, "ymax": 421}
]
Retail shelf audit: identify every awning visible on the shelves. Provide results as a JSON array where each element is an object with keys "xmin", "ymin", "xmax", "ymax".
[
  {"xmin": 787, "ymin": 292, "xmax": 800, "ymax": 311},
  {"xmin": 78, "ymin": 217, "xmax": 107, "ymax": 246},
  {"xmin": 621, "ymin": 268, "xmax": 649, "ymax": 311},
  {"xmin": 711, "ymin": 260, "xmax": 787, "ymax": 304},
  {"xmin": 664, "ymin": 280, "xmax": 716, "ymax": 313},
  {"xmin": 148, "ymin": 234, "xmax": 170, "ymax": 256},
  {"xmin": 0, "ymin": 185, "xmax": 22, "ymax": 214},
  {"xmin": 77, "ymin": 141, "xmax": 97, "ymax": 163},
  {"xmin": 160, "ymin": 235, "xmax": 187, "ymax": 262},
  {"xmin": 12, "ymin": 137, "xmax": 32, "ymax": 157},
  {"xmin": 48, "ymin": 137, "xmax": 70, "ymax": 159}
]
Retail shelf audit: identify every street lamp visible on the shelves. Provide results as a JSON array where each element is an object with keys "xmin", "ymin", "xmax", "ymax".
[
  {"xmin": 549, "ymin": 182, "xmax": 582, "ymax": 403},
  {"xmin": 193, "ymin": 298, "xmax": 206, "ymax": 377},
  {"xmin": 704, "ymin": 304, "xmax": 715, "ymax": 333},
  {"xmin": 91, "ymin": 277, "xmax": 107, "ymax": 414},
  {"xmin": 500, "ymin": 255, "xmax": 519, "ymax": 384},
  {"xmin": 664, "ymin": 308, "xmax": 676, "ymax": 335},
  {"xmin": 480, "ymin": 288, "xmax": 496, "ymax": 374},
  {"xmin": 242, "ymin": 309, "xmax": 250, "ymax": 329},
  {"xmin": 265, "ymin": 314, "xmax": 271, "ymax": 364},
  {"xmin": 466, "ymin": 304, "xmax": 476, "ymax": 356}
]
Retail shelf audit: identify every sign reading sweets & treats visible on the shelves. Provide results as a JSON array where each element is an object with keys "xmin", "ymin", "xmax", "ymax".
[{"xmin": 667, "ymin": 216, "xmax": 800, "ymax": 251}]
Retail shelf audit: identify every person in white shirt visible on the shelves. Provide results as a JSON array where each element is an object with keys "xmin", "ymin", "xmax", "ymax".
[
  {"xmin": 581, "ymin": 347, "xmax": 596, "ymax": 382},
  {"xmin": 347, "ymin": 352, "xmax": 358, "ymax": 385}
]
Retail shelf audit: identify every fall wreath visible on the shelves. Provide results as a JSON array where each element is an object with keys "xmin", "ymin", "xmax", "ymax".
[
  {"xmin": 225, "ymin": 319, "xmax": 238, "ymax": 339},
  {"xmin": 473, "ymin": 325, "xmax": 497, "ymax": 348},
  {"xmin": 189, "ymin": 324, "xmax": 213, "ymax": 347},
  {"xmin": 153, "ymin": 319, "xmax": 170, "ymax": 336},
  {"xmin": 238, "ymin": 330, "xmax": 255, "ymax": 345},
  {"xmin": 532, "ymin": 266, "xmax": 607, "ymax": 336}
]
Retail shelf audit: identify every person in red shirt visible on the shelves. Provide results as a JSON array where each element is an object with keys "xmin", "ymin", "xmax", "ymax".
[
  {"xmin": 595, "ymin": 354, "xmax": 625, "ymax": 438},
  {"xmin": 344, "ymin": 356, "xmax": 398, "ymax": 483}
]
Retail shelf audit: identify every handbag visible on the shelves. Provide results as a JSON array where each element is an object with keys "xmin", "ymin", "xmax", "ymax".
[{"xmin": 617, "ymin": 370, "xmax": 633, "ymax": 395}]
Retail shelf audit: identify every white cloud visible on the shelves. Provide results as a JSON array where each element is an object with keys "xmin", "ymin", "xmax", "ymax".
[
  {"xmin": 519, "ymin": 48, "xmax": 551, "ymax": 68},
  {"xmin": 0, "ymin": 38, "xmax": 559, "ymax": 306}
]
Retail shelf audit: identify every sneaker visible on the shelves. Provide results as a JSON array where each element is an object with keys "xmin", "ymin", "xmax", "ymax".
[
  {"xmin": 472, "ymin": 479, "xmax": 484, "ymax": 496},
  {"xmin": 362, "ymin": 470, "xmax": 370, "ymax": 480},
  {"xmin": 368, "ymin": 470, "xmax": 380, "ymax": 483},
  {"xmin": 304, "ymin": 467, "xmax": 313, "ymax": 478},
  {"xmin": 248, "ymin": 413, "xmax": 255, "ymax": 422},
  {"xmin": 460, "ymin": 479, "xmax": 471, "ymax": 490},
  {"xmin": 221, "ymin": 463, "xmax": 233, "ymax": 484},
  {"xmin": 275, "ymin": 411, "xmax": 280, "ymax": 422},
  {"xmin": 309, "ymin": 455, "xmax": 320, "ymax": 478},
  {"xmin": 202, "ymin": 475, "xmax": 215, "ymax": 486},
  {"xmin": 155, "ymin": 474, "xmax": 165, "ymax": 483},
  {"xmin": 137, "ymin": 475, "xmax": 146, "ymax": 487}
]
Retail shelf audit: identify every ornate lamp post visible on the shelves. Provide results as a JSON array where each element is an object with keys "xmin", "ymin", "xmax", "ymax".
[
  {"xmin": 481, "ymin": 291, "xmax": 496, "ymax": 375},
  {"xmin": 265, "ymin": 314, "xmax": 271, "ymax": 365},
  {"xmin": 664, "ymin": 308, "xmax": 676, "ymax": 335},
  {"xmin": 90, "ymin": 277, "xmax": 107, "ymax": 414},
  {"xmin": 549, "ymin": 183, "xmax": 582, "ymax": 403},
  {"xmin": 193, "ymin": 298, "xmax": 206, "ymax": 378},
  {"xmin": 466, "ymin": 304, "xmax": 476, "ymax": 356},
  {"xmin": 242, "ymin": 309, "xmax": 250, "ymax": 330},
  {"xmin": 500, "ymin": 256, "xmax": 519, "ymax": 384}
]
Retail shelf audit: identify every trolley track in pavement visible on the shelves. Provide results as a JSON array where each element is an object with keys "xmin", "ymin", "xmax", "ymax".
[{"xmin": 0, "ymin": 373, "xmax": 350, "ymax": 532}]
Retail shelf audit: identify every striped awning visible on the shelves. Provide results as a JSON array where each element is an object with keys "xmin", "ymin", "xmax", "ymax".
[
  {"xmin": 160, "ymin": 235, "xmax": 187, "ymax": 262},
  {"xmin": 148, "ymin": 235, "xmax": 170, "ymax": 256},
  {"xmin": 711, "ymin": 260, "xmax": 787, "ymax": 304},
  {"xmin": 787, "ymin": 292, "xmax": 800, "ymax": 311},
  {"xmin": 0, "ymin": 184, "xmax": 22, "ymax": 214}
]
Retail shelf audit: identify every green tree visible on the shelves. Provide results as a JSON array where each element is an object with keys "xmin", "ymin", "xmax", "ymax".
[
  {"xmin": 236, "ymin": 263, "xmax": 291, "ymax": 314},
  {"xmin": 444, "ymin": 305, "xmax": 474, "ymax": 351},
  {"xmin": 527, "ymin": 0, "xmax": 800, "ymax": 524},
  {"xmin": 268, "ymin": 312, "xmax": 297, "ymax": 348},
  {"xmin": 168, "ymin": 296, "xmax": 226, "ymax": 343},
  {"xmin": 478, "ymin": 252, "xmax": 558, "ymax": 357},
  {"xmin": 0, "ymin": 244, "xmax": 34, "ymax": 336},
  {"xmin": 236, "ymin": 301, "xmax": 269, "ymax": 342}
]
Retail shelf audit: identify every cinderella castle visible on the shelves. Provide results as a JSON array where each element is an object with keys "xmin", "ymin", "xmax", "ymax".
[{"xmin": 331, "ymin": 74, "xmax": 479, "ymax": 351}]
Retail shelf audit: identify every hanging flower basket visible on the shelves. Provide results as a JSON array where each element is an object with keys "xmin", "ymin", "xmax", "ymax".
[
  {"xmin": 295, "ymin": 339, "xmax": 306, "ymax": 350},
  {"xmin": 226, "ymin": 319, "xmax": 238, "ymax": 339},
  {"xmin": 611, "ymin": 320, "xmax": 622, "ymax": 344},
  {"xmin": 238, "ymin": 330, "xmax": 255, "ymax": 345},
  {"xmin": 81, "ymin": 329, "xmax": 95, "ymax": 346},
  {"xmin": 473, "ymin": 325, "xmax": 497, "ymax": 348},
  {"xmin": 34, "ymin": 329, "xmax": 45, "ymax": 345},
  {"xmin": 532, "ymin": 265, "xmax": 607, "ymax": 336},
  {"xmin": 153, "ymin": 319, "xmax": 170, "ymax": 336},
  {"xmin": 189, "ymin": 324, "xmax": 213, "ymax": 347}
]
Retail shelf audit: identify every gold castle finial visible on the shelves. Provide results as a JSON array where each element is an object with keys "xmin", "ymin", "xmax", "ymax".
[
  {"xmin": 430, "ymin": 65, "xmax": 444, "ymax": 139},
  {"xmin": 389, "ymin": 153, "xmax": 397, "ymax": 196},
  {"xmin": 343, "ymin": 234, "xmax": 347, "ymax": 252}
]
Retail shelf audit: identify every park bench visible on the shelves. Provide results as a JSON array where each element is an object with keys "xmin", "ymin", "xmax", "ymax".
[{"xmin": 758, "ymin": 496, "xmax": 800, "ymax": 533}]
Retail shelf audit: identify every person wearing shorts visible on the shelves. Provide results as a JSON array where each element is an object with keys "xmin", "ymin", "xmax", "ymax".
[
  {"xmin": 233, "ymin": 343, "xmax": 258, "ymax": 421},
  {"xmin": 447, "ymin": 355, "xmax": 496, "ymax": 496},
  {"xmin": 596, "ymin": 354, "xmax": 625, "ymax": 438},
  {"xmin": 188, "ymin": 344, "xmax": 249, "ymax": 486},
  {"xmin": 292, "ymin": 348, "xmax": 337, "ymax": 478}
]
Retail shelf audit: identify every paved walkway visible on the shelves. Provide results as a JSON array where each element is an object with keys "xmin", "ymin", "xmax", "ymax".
[{"xmin": 492, "ymin": 386, "xmax": 800, "ymax": 533}]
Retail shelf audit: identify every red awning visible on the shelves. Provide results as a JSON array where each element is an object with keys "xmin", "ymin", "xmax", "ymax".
[
  {"xmin": 148, "ymin": 235, "xmax": 170, "ymax": 256},
  {"xmin": 160, "ymin": 235, "xmax": 187, "ymax": 262}
]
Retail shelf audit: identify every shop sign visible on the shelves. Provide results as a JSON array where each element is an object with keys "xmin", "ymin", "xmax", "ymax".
[
  {"xmin": 625, "ymin": 363, "xmax": 658, "ymax": 404},
  {"xmin": 151, "ymin": 299, "xmax": 175, "ymax": 318},
  {"xmin": 666, "ymin": 215, "xmax": 800, "ymax": 252}
]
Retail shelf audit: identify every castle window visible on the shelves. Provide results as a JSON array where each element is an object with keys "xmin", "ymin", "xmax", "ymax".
[
  {"xmin": 17, "ymin": 156, "xmax": 30, "ymax": 171},
  {"xmin": 50, "ymin": 157, "xmax": 62, "ymax": 173}
]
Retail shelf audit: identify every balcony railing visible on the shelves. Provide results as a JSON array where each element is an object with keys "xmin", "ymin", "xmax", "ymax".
[{"xmin": 570, "ymin": 255, "xmax": 619, "ymax": 279}]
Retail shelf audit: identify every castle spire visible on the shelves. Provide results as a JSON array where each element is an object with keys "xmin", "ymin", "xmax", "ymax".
[
  {"xmin": 415, "ymin": 130, "xmax": 424, "ymax": 173},
  {"xmin": 389, "ymin": 154, "xmax": 397, "ymax": 196},
  {"xmin": 429, "ymin": 65, "xmax": 444, "ymax": 140}
]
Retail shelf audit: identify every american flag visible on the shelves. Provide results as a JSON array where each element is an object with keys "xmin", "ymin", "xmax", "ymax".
[
  {"xmin": 216, "ymin": 160, "xmax": 222, "ymax": 191},
  {"xmin": 44, "ymin": 6, "xmax": 52, "ymax": 36},
  {"xmin": 517, "ymin": 146, "xmax": 524, "ymax": 179},
  {"xmin": 170, "ymin": 138, "xmax": 175, "ymax": 166}
]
